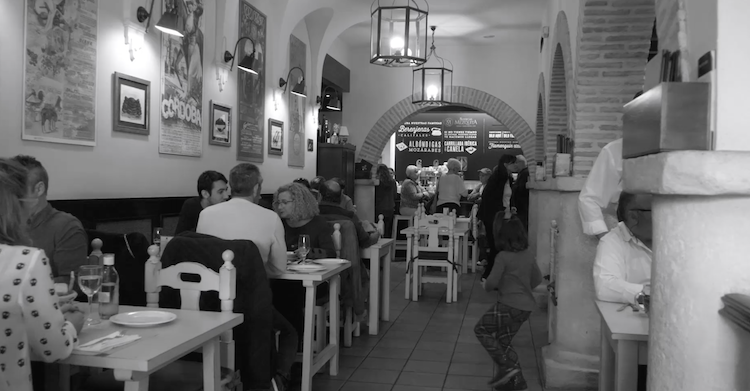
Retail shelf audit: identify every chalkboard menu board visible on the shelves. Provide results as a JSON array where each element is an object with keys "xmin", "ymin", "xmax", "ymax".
[{"xmin": 394, "ymin": 112, "xmax": 523, "ymax": 181}]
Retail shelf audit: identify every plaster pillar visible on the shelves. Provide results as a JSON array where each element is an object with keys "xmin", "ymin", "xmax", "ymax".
[
  {"xmin": 528, "ymin": 178, "xmax": 599, "ymax": 390},
  {"xmin": 624, "ymin": 151, "xmax": 750, "ymax": 391},
  {"xmin": 354, "ymin": 179, "xmax": 376, "ymax": 223}
]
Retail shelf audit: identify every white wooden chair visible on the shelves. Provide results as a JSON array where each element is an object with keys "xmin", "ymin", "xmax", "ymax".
[
  {"xmin": 407, "ymin": 212, "xmax": 458, "ymax": 303},
  {"xmin": 143, "ymin": 245, "xmax": 240, "ymax": 391}
]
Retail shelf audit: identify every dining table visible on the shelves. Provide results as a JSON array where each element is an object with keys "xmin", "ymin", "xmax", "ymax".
[
  {"xmin": 359, "ymin": 237, "xmax": 395, "ymax": 335},
  {"xmin": 272, "ymin": 260, "xmax": 351, "ymax": 391},
  {"xmin": 595, "ymin": 300, "xmax": 649, "ymax": 391},
  {"xmin": 43, "ymin": 305, "xmax": 243, "ymax": 391}
]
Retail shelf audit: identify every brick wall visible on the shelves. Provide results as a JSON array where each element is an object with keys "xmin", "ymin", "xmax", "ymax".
[
  {"xmin": 357, "ymin": 86, "xmax": 535, "ymax": 167},
  {"xmin": 546, "ymin": 11, "xmax": 574, "ymax": 178},
  {"xmin": 570, "ymin": 0, "xmax": 656, "ymax": 176},
  {"xmin": 534, "ymin": 73, "xmax": 546, "ymax": 177}
]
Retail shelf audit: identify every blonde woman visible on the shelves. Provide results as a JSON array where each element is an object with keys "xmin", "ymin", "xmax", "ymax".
[
  {"xmin": 435, "ymin": 158, "xmax": 468, "ymax": 214},
  {"xmin": 0, "ymin": 159, "xmax": 84, "ymax": 391}
]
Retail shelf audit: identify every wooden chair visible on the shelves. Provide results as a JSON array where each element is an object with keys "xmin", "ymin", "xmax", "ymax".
[
  {"xmin": 407, "ymin": 212, "xmax": 458, "ymax": 303},
  {"xmin": 331, "ymin": 223, "xmax": 360, "ymax": 347}
]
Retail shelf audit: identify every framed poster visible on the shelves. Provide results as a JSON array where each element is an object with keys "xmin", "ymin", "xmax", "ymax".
[
  {"xmin": 268, "ymin": 119, "xmax": 283, "ymax": 156},
  {"xmin": 209, "ymin": 101, "xmax": 231, "ymax": 146},
  {"xmin": 23, "ymin": 0, "xmax": 98, "ymax": 146},
  {"xmin": 113, "ymin": 73, "xmax": 150, "ymax": 135},
  {"xmin": 158, "ymin": 0, "xmax": 204, "ymax": 157},
  {"xmin": 236, "ymin": 1, "xmax": 266, "ymax": 162},
  {"xmin": 287, "ymin": 35, "xmax": 306, "ymax": 167},
  {"xmin": 307, "ymin": 138, "xmax": 314, "ymax": 152}
]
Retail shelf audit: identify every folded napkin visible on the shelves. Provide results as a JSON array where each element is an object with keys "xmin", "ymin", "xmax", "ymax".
[{"xmin": 74, "ymin": 331, "xmax": 141, "ymax": 354}]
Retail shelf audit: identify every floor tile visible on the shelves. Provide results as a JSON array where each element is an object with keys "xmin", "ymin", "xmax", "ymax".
[
  {"xmin": 309, "ymin": 378, "xmax": 345, "ymax": 391},
  {"xmin": 419, "ymin": 332, "xmax": 458, "ymax": 343},
  {"xmin": 443, "ymin": 374, "xmax": 493, "ymax": 390},
  {"xmin": 340, "ymin": 382, "xmax": 394, "ymax": 391},
  {"xmin": 391, "ymin": 386, "xmax": 441, "ymax": 391},
  {"xmin": 378, "ymin": 337, "xmax": 419, "ymax": 349},
  {"xmin": 389, "ymin": 322, "xmax": 429, "ymax": 332},
  {"xmin": 448, "ymin": 362, "xmax": 493, "ymax": 377},
  {"xmin": 402, "ymin": 359, "xmax": 450, "ymax": 374},
  {"xmin": 453, "ymin": 342, "xmax": 488, "ymax": 355},
  {"xmin": 359, "ymin": 357, "xmax": 408, "ymax": 371},
  {"xmin": 385, "ymin": 330, "xmax": 424, "ymax": 340},
  {"xmin": 339, "ymin": 354, "xmax": 366, "ymax": 368},
  {"xmin": 414, "ymin": 339, "xmax": 455, "ymax": 351},
  {"xmin": 369, "ymin": 347, "xmax": 414, "ymax": 359},
  {"xmin": 451, "ymin": 351, "xmax": 490, "ymax": 364},
  {"xmin": 314, "ymin": 365, "xmax": 356, "ymax": 381},
  {"xmin": 395, "ymin": 371, "xmax": 446, "ymax": 388},
  {"xmin": 409, "ymin": 348, "xmax": 453, "ymax": 362},
  {"xmin": 341, "ymin": 345, "xmax": 374, "ymax": 357},
  {"xmin": 349, "ymin": 368, "xmax": 401, "ymax": 384}
]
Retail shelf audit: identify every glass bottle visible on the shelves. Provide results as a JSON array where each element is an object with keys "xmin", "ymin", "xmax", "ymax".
[{"xmin": 99, "ymin": 254, "xmax": 120, "ymax": 320}]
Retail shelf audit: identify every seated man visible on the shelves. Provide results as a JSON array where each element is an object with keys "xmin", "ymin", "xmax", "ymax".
[
  {"xmin": 593, "ymin": 192, "xmax": 652, "ymax": 304},
  {"xmin": 196, "ymin": 163, "xmax": 295, "ymax": 390},
  {"xmin": 318, "ymin": 180, "xmax": 379, "ymax": 249},
  {"xmin": 175, "ymin": 170, "xmax": 229, "ymax": 235},
  {"xmin": 12, "ymin": 155, "xmax": 87, "ymax": 282}
]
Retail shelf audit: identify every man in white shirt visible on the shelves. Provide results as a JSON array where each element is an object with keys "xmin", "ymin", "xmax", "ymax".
[
  {"xmin": 593, "ymin": 192, "xmax": 652, "ymax": 304},
  {"xmin": 578, "ymin": 138, "xmax": 623, "ymax": 239},
  {"xmin": 197, "ymin": 163, "xmax": 287, "ymax": 277},
  {"xmin": 197, "ymin": 163, "xmax": 295, "ymax": 390}
]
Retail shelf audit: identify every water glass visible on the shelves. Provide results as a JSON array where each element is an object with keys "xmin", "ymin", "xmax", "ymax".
[
  {"xmin": 297, "ymin": 235, "xmax": 311, "ymax": 263},
  {"xmin": 78, "ymin": 265, "xmax": 103, "ymax": 326}
]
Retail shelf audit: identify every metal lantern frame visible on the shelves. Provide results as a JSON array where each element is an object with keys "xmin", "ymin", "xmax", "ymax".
[
  {"xmin": 412, "ymin": 26, "xmax": 453, "ymax": 105},
  {"xmin": 370, "ymin": 0, "xmax": 429, "ymax": 67}
]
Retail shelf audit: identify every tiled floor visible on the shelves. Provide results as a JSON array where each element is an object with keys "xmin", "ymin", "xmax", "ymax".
[{"xmin": 302, "ymin": 261, "xmax": 549, "ymax": 391}]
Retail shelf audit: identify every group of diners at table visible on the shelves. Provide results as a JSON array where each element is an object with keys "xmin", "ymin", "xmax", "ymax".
[{"xmin": 0, "ymin": 154, "xmax": 384, "ymax": 391}]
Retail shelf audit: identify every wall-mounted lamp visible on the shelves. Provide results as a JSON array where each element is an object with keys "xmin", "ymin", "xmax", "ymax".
[
  {"xmin": 316, "ymin": 87, "xmax": 341, "ymax": 111},
  {"xmin": 137, "ymin": 0, "xmax": 184, "ymax": 37},
  {"xmin": 279, "ymin": 67, "xmax": 307, "ymax": 98},
  {"xmin": 224, "ymin": 36, "xmax": 258, "ymax": 74}
]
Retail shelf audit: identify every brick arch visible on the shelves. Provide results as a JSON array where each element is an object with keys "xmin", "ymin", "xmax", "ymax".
[
  {"xmin": 358, "ymin": 86, "xmax": 535, "ymax": 166},
  {"xmin": 571, "ymin": 0, "xmax": 664, "ymax": 176},
  {"xmin": 534, "ymin": 73, "xmax": 546, "ymax": 174},
  {"xmin": 545, "ymin": 11, "xmax": 573, "ymax": 177}
]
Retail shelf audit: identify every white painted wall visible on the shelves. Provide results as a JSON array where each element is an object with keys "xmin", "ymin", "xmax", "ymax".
[
  {"xmin": 342, "ymin": 34, "xmax": 540, "ymax": 158},
  {"xmin": 0, "ymin": 0, "xmax": 339, "ymax": 200}
]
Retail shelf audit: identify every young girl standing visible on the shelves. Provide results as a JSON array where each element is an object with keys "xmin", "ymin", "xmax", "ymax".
[{"xmin": 474, "ymin": 217, "xmax": 542, "ymax": 390}]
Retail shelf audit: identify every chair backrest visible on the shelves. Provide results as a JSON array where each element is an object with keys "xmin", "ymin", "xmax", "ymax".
[
  {"xmin": 145, "ymin": 245, "xmax": 237, "ymax": 312},
  {"xmin": 332, "ymin": 223, "xmax": 342, "ymax": 258},
  {"xmin": 413, "ymin": 212, "xmax": 455, "ymax": 252}
]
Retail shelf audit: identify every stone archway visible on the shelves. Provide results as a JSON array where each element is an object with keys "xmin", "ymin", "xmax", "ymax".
[
  {"xmin": 534, "ymin": 73, "xmax": 546, "ymax": 176},
  {"xmin": 358, "ymin": 86, "xmax": 535, "ymax": 167},
  {"xmin": 546, "ymin": 11, "xmax": 573, "ymax": 178}
]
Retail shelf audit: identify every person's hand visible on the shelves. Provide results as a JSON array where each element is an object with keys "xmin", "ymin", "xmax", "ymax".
[
  {"xmin": 504, "ymin": 210, "xmax": 512, "ymax": 220},
  {"xmin": 510, "ymin": 207, "xmax": 518, "ymax": 215},
  {"xmin": 61, "ymin": 304, "xmax": 85, "ymax": 334}
]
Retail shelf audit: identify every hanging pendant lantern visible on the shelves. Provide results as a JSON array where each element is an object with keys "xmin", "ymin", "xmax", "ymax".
[
  {"xmin": 412, "ymin": 26, "xmax": 453, "ymax": 105},
  {"xmin": 370, "ymin": 0, "xmax": 429, "ymax": 67}
]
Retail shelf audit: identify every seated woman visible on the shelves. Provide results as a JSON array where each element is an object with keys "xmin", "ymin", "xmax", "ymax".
[
  {"xmin": 436, "ymin": 158, "xmax": 468, "ymax": 214},
  {"xmin": 273, "ymin": 183, "xmax": 336, "ymax": 258},
  {"xmin": 400, "ymin": 165, "xmax": 430, "ymax": 216},
  {"xmin": 271, "ymin": 183, "xmax": 336, "ymax": 347},
  {"xmin": 0, "ymin": 159, "xmax": 84, "ymax": 391}
]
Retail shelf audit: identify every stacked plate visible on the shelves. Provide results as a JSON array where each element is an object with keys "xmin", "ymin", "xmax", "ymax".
[
  {"xmin": 720, "ymin": 294, "xmax": 750, "ymax": 332},
  {"xmin": 286, "ymin": 259, "xmax": 348, "ymax": 273}
]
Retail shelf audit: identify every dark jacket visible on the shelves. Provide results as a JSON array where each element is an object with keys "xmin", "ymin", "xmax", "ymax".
[
  {"xmin": 159, "ymin": 232, "xmax": 274, "ymax": 390},
  {"xmin": 478, "ymin": 166, "xmax": 513, "ymax": 223},
  {"xmin": 319, "ymin": 202, "xmax": 378, "ymax": 249}
]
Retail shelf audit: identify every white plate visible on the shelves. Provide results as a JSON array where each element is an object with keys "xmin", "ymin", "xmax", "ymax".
[
  {"xmin": 314, "ymin": 258, "xmax": 348, "ymax": 265},
  {"xmin": 287, "ymin": 264, "xmax": 327, "ymax": 273},
  {"xmin": 110, "ymin": 311, "xmax": 177, "ymax": 327}
]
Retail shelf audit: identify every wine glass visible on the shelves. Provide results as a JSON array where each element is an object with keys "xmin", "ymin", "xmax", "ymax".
[
  {"xmin": 78, "ymin": 265, "xmax": 103, "ymax": 326},
  {"xmin": 297, "ymin": 235, "xmax": 311, "ymax": 263}
]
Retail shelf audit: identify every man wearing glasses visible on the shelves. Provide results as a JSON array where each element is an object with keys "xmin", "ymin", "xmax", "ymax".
[{"xmin": 592, "ymin": 192, "xmax": 652, "ymax": 304}]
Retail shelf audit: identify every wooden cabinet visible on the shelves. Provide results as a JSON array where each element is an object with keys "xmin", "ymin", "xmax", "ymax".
[{"xmin": 317, "ymin": 143, "xmax": 356, "ymax": 198}]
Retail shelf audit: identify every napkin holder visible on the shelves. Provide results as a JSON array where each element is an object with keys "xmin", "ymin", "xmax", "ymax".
[{"xmin": 622, "ymin": 82, "xmax": 711, "ymax": 159}]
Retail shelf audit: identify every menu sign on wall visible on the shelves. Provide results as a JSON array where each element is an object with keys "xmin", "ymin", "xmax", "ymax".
[{"xmin": 394, "ymin": 112, "xmax": 523, "ymax": 181}]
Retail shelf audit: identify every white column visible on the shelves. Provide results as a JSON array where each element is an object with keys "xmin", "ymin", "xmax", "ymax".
[{"xmin": 625, "ymin": 151, "xmax": 750, "ymax": 390}]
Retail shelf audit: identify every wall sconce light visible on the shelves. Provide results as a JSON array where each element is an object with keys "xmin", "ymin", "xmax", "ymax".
[
  {"xmin": 224, "ymin": 36, "xmax": 258, "ymax": 74},
  {"xmin": 316, "ymin": 87, "xmax": 341, "ymax": 111},
  {"xmin": 279, "ymin": 67, "xmax": 307, "ymax": 98},
  {"xmin": 137, "ymin": 0, "xmax": 184, "ymax": 37}
]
